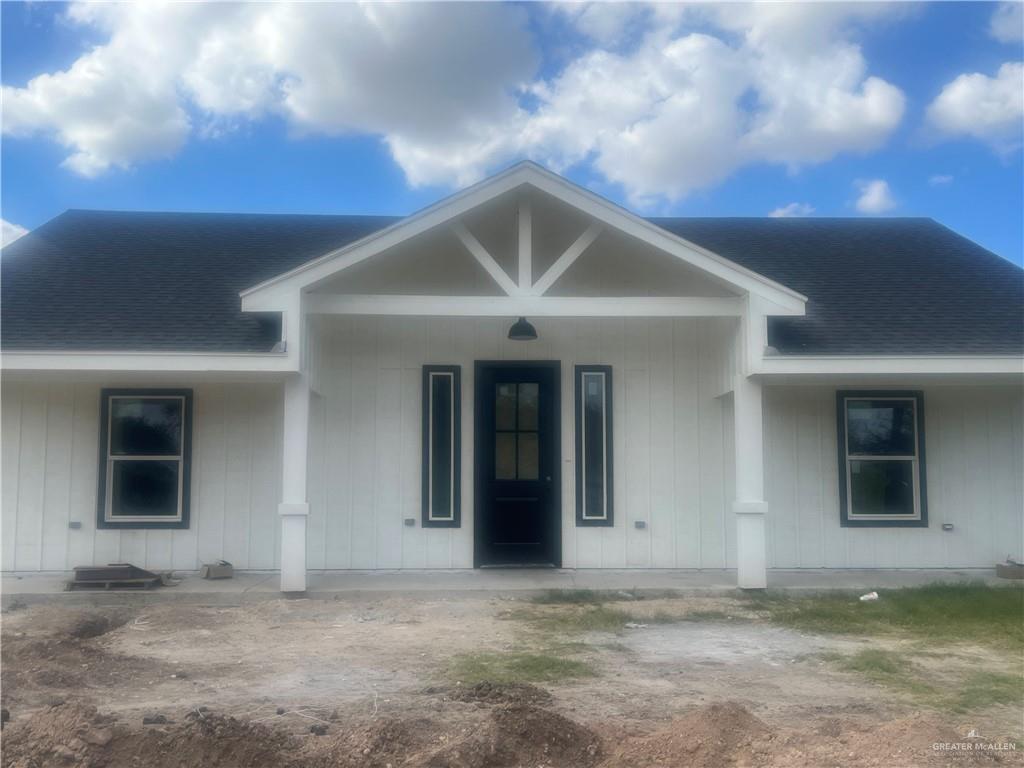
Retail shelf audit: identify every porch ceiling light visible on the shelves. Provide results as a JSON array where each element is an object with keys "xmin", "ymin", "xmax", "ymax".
[{"xmin": 508, "ymin": 316, "xmax": 538, "ymax": 341}]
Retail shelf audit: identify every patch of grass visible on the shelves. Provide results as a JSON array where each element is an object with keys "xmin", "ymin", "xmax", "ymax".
[
  {"xmin": 448, "ymin": 651, "xmax": 596, "ymax": 685},
  {"xmin": 677, "ymin": 610, "xmax": 734, "ymax": 622},
  {"xmin": 824, "ymin": 649, "xmax": 1024, "ymax": 714},
  {"xmin": 950, "ymin": 671, "xmax": 1024, "ymax": 713},
  {"xmin": 747, "ymin": 582, "xmax": 1024, "ymax": 651},
  {"xmin": 530, "ymin": 589, "xmax": 617, "ymax": 605},
  {"xmin": 531, "ymin": 605, "xmax": 636, "ymax": 633},
  {"xmin": 833, "ymin": 649, "xmax": 938, "ymax": 698}
]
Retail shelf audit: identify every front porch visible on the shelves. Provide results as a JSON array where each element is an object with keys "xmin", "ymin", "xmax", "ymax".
[{"xmin": 2, "ymin": 568, "xmax": 1005, "ymax": 609}]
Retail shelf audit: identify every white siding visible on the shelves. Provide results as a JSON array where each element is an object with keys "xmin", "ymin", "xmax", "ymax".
[
  {"xmin": 1, "ymin": 380, "xmax": 283, "ymax": 572},
  {"xmin": 308, "ymin": 316, "xmax": 738, "ymax": 569},
  {"xmin": 764, "ymin": 385, "xmax": 1024, "ymax": 568}
]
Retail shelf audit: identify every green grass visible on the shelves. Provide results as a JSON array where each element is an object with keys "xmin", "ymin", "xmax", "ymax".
[
  {"xmin": 950, "ymin": 671, "xmax": 1024, "ymax": 713},
  {"xmin": 530, "ymin": 589, "xmax": 623, "ymax": 605},
  {"xmin": 822, "ymin": 648, "xmax": 1024, "ymax": 714},
  {"xmin": 527, "ymin": 605, "xmax": 636, "ymax": 633},
  {"xmin": 448, "ymin": 651, "xmax": 596, "ymax": 685},
  {"xmin": 747, "ymin": 583, "xmax": 1024, "ymax": 650}
]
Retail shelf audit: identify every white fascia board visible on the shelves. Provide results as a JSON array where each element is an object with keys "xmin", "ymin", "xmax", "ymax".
[
  {"xmin": 1, "ymin": 350, "xmax": 297, "ymax": 373},
  {"xmin": 304, "ymin": 294, "xmax": 744, "ymax": 317},
  {"xmin": 240, "ymin": 161, "xmax": 807, "ymax": 315},
  {"xmin": 753, "ymin": 355, "xmax": 1024, "ymax": 377},
  {"xmin": 240, "ymin": 165, "xmax": 533, "ymax": 307}
]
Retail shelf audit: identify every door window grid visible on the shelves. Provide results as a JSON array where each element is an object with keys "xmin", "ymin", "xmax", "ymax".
[{"xmin": 495, "ymin": 382, "xmax": 539, "ymax": 480}]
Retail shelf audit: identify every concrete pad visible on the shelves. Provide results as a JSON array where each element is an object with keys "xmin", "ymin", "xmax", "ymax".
[{"xmin": 1, "ymin": 567, "xmax": 1012, "ymax": 609}]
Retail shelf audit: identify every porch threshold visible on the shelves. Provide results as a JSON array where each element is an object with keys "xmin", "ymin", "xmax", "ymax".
[{"xmin": 1, "ymin": 568, "xmax": 1009, "ymax": 609}]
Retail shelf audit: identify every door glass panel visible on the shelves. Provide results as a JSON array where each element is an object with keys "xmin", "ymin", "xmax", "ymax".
[
  {"xmin": 518, "ymin": 433, "xmax": 539, "ymax": 480},
  {"xmin": 495, "ymin": 384, "xmax": 516, "ymax": 431},
  {"xmin": 495, "ymin": 433, "xmax": 516, "ymax": 479},
  {"xmin": 517, "ymin": 383, "xmax": 539, "ymax": 431}
]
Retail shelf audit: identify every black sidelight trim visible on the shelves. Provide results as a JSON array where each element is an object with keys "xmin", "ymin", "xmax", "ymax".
[
  {"xmin": 97, "ymin": 388, "xmax": 193, "ymax": 530},
  {"xmin": 422, "ymin": 365, "xmax": 461, "ymax": 528},
  {"xmin": 836, "ymin": 390, "xmax": 927, "ymax": 528},
  {"xmin": 574, "ymin": 365, "xmax": 614, "ymax": 527}
]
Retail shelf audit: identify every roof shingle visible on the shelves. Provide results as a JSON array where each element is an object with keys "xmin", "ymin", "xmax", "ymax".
[{"xmin": 2, "ymin": 210, "xmax": 1021, "ymax": 355}]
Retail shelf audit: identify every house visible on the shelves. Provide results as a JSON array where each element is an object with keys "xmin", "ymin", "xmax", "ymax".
[{"xmin": 2, "ymin": 162, "xmax": 1022, "ymax": 592}]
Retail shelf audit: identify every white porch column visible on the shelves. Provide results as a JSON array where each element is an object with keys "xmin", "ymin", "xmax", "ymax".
[
  {"xmin": 733, "ymin": 373, "xmax": 768, "ymax": 589},
  {"xmin": 279, "ymin": 372, "xmax": 310, "ymax": 592}
]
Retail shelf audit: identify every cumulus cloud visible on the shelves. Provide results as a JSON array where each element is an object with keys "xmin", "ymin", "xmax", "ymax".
[
  {"xmin": 2, "ymin": 2, "xmax": 908, "ymax": 204},
  {"xmin": 1, "ymin": 219, "xmax": 29, "ymax": 247},
  {"xmin": 990, "ymin": 2, "xmax": 1024, "ymax": 43},
  {"xmin": 769, "ymin": 202, "xmax": 815, "ymax": 218},
  {"xmin": 926, "ymin": 62, "xmax": 1024, "ymax": 154},
  {"xmin": 855, "ymin": 179, "xmax": 896, "ymax": 214}
]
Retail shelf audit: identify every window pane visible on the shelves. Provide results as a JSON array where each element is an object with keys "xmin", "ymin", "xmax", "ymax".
[
  {"xmin": 110, "ymin": 398, "xmax": 182, "ymax": 456},
  {"xmin": 583, "ymin": 374, "xmax": 606, "ymax": 517},
  {"xmin": 110, "ymin": 460, "xmax": 180, "ymax": 518},
  {"xmin": 495, "ymin": 433, "xmax": 516, "ymax": 480},
  {"xmin": 518, "ymin": 433, "xmax": 539, "ymax": 480},
  {"xmin": 517, "ymin": 383, "xmax": 539, "ymax": 431},
  {"xmin": 847, "ymin": 400, "xmax": 915, "ymax": 456},
  {"xmin": 495, "ymin": 384, "xmax": 516, "ymax": 431},
  {"xmin": 850, "ymin": 459, "xmax": 915, "ymax": 516},
  {"xmin": 430, "ymin": 375, "xmax": 453, "ymax": 519}
]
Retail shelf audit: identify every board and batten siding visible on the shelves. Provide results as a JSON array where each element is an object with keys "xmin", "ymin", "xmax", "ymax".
[
  {"xmin": 764, "ymin": 385, "xmax": 1024, "ymax": 568},
  {"xmin": 1, "ymin": 380, "xmax": 283, "ymax": 572},
  {"xmin": 305, "ymin": 316, "xmax": 740, "ymax": 570}
]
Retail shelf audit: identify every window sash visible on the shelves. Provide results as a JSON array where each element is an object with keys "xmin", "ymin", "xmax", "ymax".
[
  {"xmin": 843, "ymin": 396, "xmax": 921, "ymax": 521},
  {"xmin": 104, "ymin": 394, "xmax": 187, "ymax": 523},
  {"xmin": 580, "ymin": 371, "xmax": 608, "ymax": 521},
  {"xmin": 422, "ymin": 366, "xmax": 460, "ymax": 528},
  {"xmin": 575, "ymin": 366, "xmax": 613, "ymax": 526},
  {"xmin": 427, "ymin": 371, "xmax": 456, "ymax": 522}
]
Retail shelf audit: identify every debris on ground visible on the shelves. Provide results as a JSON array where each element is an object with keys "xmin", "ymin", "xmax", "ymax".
[{"xmin": 859, "ymin": 591, "xmax": 880, "ymax": 602}]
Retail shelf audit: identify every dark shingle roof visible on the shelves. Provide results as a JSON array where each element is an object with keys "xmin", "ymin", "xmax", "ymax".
[{"xmin": 2, "ymin": 210, "xmax": 1021, "ymax": 355}]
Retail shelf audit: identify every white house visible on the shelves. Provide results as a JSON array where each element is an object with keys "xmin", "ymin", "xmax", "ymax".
[{"xmin": 2, "ymin": 163, "xmax": 1022, "ymax": 592}]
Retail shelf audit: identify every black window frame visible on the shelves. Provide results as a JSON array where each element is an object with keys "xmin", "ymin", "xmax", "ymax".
[
  {"xmin": 97, "ymin": 388, "xmax": 193, "ymax": 530},
  {"xmin": 422, "ymin": 365, "xmax": 461, "ymax": 528},
  {"xmin": 575, "ymin": 365, "xmax": 614, "ymax": 527},
  {"xmin": 836, "ymin": 390, "xmax": 927, "ymax": 528}
]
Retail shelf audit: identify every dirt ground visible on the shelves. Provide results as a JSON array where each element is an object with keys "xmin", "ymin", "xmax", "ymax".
[{"xmin": 1, "ymin": 595, "xmax": 1020, "ymax": 767}]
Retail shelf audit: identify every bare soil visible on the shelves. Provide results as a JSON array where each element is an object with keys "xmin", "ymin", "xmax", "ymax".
[{"xmin": 2, "ymin": 596, "xmax": 1020, "ymax": 767}]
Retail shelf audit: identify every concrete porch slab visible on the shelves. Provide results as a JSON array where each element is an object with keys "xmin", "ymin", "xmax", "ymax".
[{"xmin": 1, "ymin": 568, "xmax": 1011, "ymax": 609}]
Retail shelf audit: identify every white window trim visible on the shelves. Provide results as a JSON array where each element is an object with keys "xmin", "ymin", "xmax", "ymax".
[
  {"xmin": 104, "ymin": 394, "xmax": 186, "ymax": 523},
  {"xmin": 580, "ymin": 370, "xmax": 609, "ymax": 522},
  {"xmin": 427, "ymin": 371, "xmax": 456, "ymax": 522},
  {"xmin": 843, "ymin": 396, "xmax": 921, "ymax": 522}
]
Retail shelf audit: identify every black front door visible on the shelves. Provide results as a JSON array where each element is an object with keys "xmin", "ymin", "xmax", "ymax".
[{"xmin": 475, "ymin": 362, "xmax": 560, "ymax": 567}]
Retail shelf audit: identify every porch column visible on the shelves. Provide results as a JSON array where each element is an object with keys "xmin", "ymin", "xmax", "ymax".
[
  {"xmin": 279, "ymin": 373, "xmax": 310, "ymax": 593},
  {"xmin": 733, "ymin": 373, "xmax": 767, "ymax": 589}
]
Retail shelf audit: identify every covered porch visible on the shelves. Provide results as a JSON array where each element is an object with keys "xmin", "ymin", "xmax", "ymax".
[{"xmin": 253, "ymin": 165, "xmax": 805, "ymax": 593}]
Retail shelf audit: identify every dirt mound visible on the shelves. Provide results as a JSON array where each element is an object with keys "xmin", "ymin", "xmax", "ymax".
[
  {"xmin": 604, "ymin": 701, "xmax": 772, "ymax": 768},
  {"xmin": 426, "ymin": 704, "xmax": 602, "ymax": 768},
  {"xmin": 1, "ymin": 704, "xmax": 297, "ymax": 768},
  {"xmin": 449, "ymin": 681, "xmax": 553, "ymax": 707},
  {"xmin": 1, "ymin": 702, "xmax": 119, "ymax": 768}
]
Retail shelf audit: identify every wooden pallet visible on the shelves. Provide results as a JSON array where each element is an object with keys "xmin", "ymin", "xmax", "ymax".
[{"xmin": 66, "ymin": 563, "xmax": 162, "ymax": 591}]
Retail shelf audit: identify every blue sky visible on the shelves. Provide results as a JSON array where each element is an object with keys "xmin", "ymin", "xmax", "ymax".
[{"xmin": 2, "ymin": 2, "xmax": 1022, "ymax": 264}]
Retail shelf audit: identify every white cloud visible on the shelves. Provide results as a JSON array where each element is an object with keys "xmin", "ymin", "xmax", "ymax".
[
  {"xmin": 1, "ymin": 219, "xmax": 29, "ymax": 247},
  {"xmin": 990, "ymin": 2, "xmax": 1024, "ymax": 43},
  {"xmin": 929, "ymin": 174, "xmax": 953, "ymax": 186},
  {"xmin": 926, "ymin": 62, "xmax": 1024, "ymax": 154},
  {"xmin": 1, "ymin": 2, "xmax": 908, "ymax": 204},
  {"xmin": 854, "ymin": 179, "xmax": 896, "ymax": 214},
  {"xmin": 769, "ymin": 202, "xmax": 815, "ymax": 218}
]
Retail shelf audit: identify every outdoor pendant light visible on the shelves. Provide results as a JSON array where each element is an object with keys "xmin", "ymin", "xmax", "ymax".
[{"xmin": 508, "ymin": 316, "xmax": 538, "ymax": 341}]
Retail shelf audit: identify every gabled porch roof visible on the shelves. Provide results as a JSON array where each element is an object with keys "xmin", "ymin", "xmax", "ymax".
[{"xmin": 239, "ymin": 161, "xmax": 807, "ymax": 316}]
